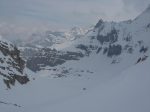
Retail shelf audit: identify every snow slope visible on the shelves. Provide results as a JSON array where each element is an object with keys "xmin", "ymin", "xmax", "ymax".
[
  {"xmin": 0, "ymin": 4, "xmax": 150, "ymax": 112},
  {"xmin": 0, "ymin": 48, "xmax": 149, "ymax": 112},
  {"xmin": 42, "ymin": 57, "xmax": 150, "ymax": 112}
]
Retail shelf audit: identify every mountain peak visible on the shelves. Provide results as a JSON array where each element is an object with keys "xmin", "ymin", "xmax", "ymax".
[
  {"xmin": 94, "ymin": 19, "xmax": 103, "ymax": 28},
  {"xmin": 71, "ymin": 27, "xmax": 82, "ymax": 33}
]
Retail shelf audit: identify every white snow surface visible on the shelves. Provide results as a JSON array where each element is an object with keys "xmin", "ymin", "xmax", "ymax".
[
  {"xmin": 0, "ymin": 52, "xmax": 150, "ymax": 112},
  {"xmin": 1, "ymin": 5, "xmax": 150, "ymax": 112}
]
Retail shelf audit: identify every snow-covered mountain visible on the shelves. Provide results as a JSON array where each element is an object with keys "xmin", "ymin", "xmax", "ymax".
[
  {"xmin": 1, "ymin": 45, "xmax": 150, "ymax": 112},
  {"xmin": 0, "ymin": 4, "xmax": 150, "ymax": 112},
  {"xmin": 0, "ymin": 36, "xmax": 29, "ymax": 88},
  {"xmin": 19, "ymin": 27, "xmax": 87, "ymax": 48},
  {"xmin": 20, "ymin": 5, "xmax": 150, "ymax": 73}
]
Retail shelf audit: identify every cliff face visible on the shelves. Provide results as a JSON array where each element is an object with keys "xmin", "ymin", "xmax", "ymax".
[{"xmin": 0, "ymin": 37, "xmax": 29, "ymax": 88}]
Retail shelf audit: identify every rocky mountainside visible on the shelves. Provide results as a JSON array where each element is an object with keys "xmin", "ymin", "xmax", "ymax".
[
  {"xmin": 20, "ymin": 5, "xmax": 150, "ymax": 73},
  {"xmin": 19, "ymin": 27, "xmax": 89, "ymax": 72},
  {"xmin": 0, "ymin": 36, "xmax": 29, "ymax": 88}
]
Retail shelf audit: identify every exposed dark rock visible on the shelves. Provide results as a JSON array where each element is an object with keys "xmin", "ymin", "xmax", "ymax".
[
  {"xmin": 24, "ymin": 48, "xmax": 84, "ymax": 72},
  {"xmin": 103, "ymin": 47, "xmax": 108, "ymax": 54},
  {"xmin": 111, "ymin": 59, "xmax": 119, "ymax": 64},
  {"xmin": 14, "ymin": 75, "xmax": 29, "ymax": 85},
  {"xmin": 137, "ymin": 40, "xmax": 144, "ymax": 45},
  {"xmin": 83, "ymin": 88, "xmax": 86, "ymax": 90},
  {"xmin": 124, "ymin": 45, "xmax": 133, "ymax": 54},
  {"xmin": 96, "ymin": 47, "xmax": 102, "ymax": 54},
  {"xmin": 147, "ymin": 23, "xmax": 150, "ymax": 28},
  {"xmin": 0, "ymin": 39, "xmax": 29, "ymax": 88},
  {"xmin": 136, "ymin": 56, "xmax": 148, "ymax": 64},
  {"xmin": 0, "ymin": 101, "xmax": 21, "ymax": 107},
  {"xmin": 76, "ymin": 44, "xmax": 98, "ymax": 56},
  {"xmin": 141, "ymin": 55, "xmax": 148, "ymax": 61},
  {"xmin": 76, "ymin": 44, "xmax": 90, "ymax": 55},
  {"xmin": 140, "ymin": 46, "xmax": 148, "ymax": 53},
  {"xmin": 97, "ymin": 28, "xmax": 118, "ymax": 44},
  {"xmin": 124, "ymin": 34, "xmax": 132, "ymax": 42},
  {"xmin": 94, "ymin": 19, "xmax": 104, "ymax": 28},
  {"xmin": 107, "ymin": 44, "xmax": 122, "ymax": 57}
]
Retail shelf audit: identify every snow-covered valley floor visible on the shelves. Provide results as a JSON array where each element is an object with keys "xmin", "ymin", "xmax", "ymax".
[{"xmin": 0, "ymin": 55, "xmax": 150, "ymax": 112}]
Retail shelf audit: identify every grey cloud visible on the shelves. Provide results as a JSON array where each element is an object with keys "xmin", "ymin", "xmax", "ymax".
[
  {"xmin": 0, "ymin": 0, "xmax": 125, "ymax": 27},
  {"xmin": 0, "ymin": 0, "xmax": 150, "ymax": 41},
  {"xmin": 122, "ymin": 0, "xmax": 150, "ymax": 11}
]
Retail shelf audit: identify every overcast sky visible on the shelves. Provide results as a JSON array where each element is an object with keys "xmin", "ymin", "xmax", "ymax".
[
  {"xmin": 0, "ymin": 0, "xmax": 149, "ymax": 40},
  {"xmin": 0, "ymin": 0, "xmax": 150, "ymax": 27}
]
